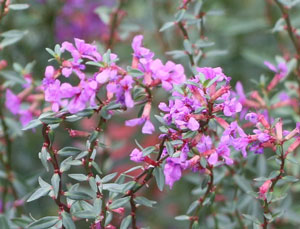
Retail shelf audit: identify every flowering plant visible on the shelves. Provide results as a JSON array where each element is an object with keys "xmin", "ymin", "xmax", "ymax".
[{"xmin": 1, "ymin": 0, "xmax": 300, "ymax": 228}]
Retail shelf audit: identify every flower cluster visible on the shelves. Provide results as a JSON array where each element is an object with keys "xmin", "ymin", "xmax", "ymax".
[
  {"xmin": 42, "ymin": 35, "xmax": 188, "ymax": 139},
  {"xmin": 5, "ymin": 89, "xmax": 33, "ymax": 127},
  {"xmin": 55, "ymin": 0, "xmax": 114, "ymax": 42},
  {"xmin": 128, "ymin": 67, "xmax": 247, "ymax": 188},
  {"xmin": 131, "ymin": 35, "xmax": 186, "ymax": 90},
  {"xmin": 43, "ymin": 38, "xmax": 131, "ymax": 114}
]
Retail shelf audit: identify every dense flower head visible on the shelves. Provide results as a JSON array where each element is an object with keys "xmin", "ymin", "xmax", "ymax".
[
  {"xmin": 153, "ymin": 67, "xmax": 248, "ymax": 188},
  {"xmin": 42, "ymin": 38, "xmax": 135, "ymax": 114},
  {"xmin": 131, "ymin": 35, "xmax": 186, "ymax": 90}
]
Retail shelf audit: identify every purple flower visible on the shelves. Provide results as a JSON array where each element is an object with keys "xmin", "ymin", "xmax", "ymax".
[
  {"xmin": 196, "ymin": 67, "xmax": 229, "ymax": 82},
  {"xmin": 142, "ymin": 120, "xmax": 155, "ymax": 134},
  {"xmin": 5, "ymin": 89, "xmax": 21, "ymax": 115},
  {"xmin": 196, "ymin": 135, "xmax": 212, "ymax": 153},
  {"xmin": 187, "ymin": 117, "xmax": 200, "ymax": 131},
  {"xmin": 19, "ymin": 110, "xmax": 33, "ymax": 127},
  {"xmin": 5, "ymin": 89, "xmax": 33, "ymax": 127},
  {"xmin": 150, "ymin": 59, "xmax": 186, "ymax": 91},
  {"xmin": 264, "ymin": 61, "xmax": 288, "ymax": 79},
  {"xmin": 55, "ymin": 0, "xmax": 114, "ymax": 42},
  {"xmin": 107, "ymin": 75, "xmax": 134, "ymax": 108},
  {"xmin": 221, "ymin": 121, "xmax": 249, "ymax": 157},
  {"xmin": 217, "ymin": 145, "xmax": 233, "ymax": 165},
  {"xmin": 223, "ymin": 97, "xmax": 242, "ymax": 116},
  {"xmin": 67, "ymin": 80, "xmax": 98, "ymax": 113},
  {"xmin": 130, "ymin": 148, "xmax": 145, "ymax": 163},
  {"xmin": 159, "ymin": 96, "xmax": 201, "ymax": 131},
  {"xmin": 125, "ymin": 117, "xmax": 155, "ymax": 134},
  {"xmin": 207, "ymin": 152, "xmax": 218, "ymax": 165},
  {"xmin": 61, "ymin": 38, "xmax": 101, "ymax": 62},
  {"xmin": 96, "ymin": 69, "xmax": 117, "ymax": 84},
  {"xmin": 132, "ymin": 35, "xmax": 154, "ymax": 60},
  {"xmin": 245, "ymin": 112, "xmax": 258, "ymax": 123},
  {"xmin": 164, "ymin": 157, "xmax": 188, "ymax": 189},
  {"xmin": 278, "ymin": 92, "xmax": 289, "ymax": 101},
  {"xmin": 253, "ymin": 129, "xmax": 270, "ymax": 142}
]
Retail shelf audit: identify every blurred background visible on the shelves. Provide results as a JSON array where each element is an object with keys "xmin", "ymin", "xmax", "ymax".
[{"xmin": 1, "ymin": 0, "xmax": 300, "ymax": 228}]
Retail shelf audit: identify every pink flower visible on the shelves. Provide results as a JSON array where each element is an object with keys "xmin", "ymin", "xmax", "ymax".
[
  {"xmin": 223, "ymin": 97, "xmax": 242, "ymax": 116},
  {"xmin": 164, "ymin": 158, "xmax": 184, "ymax": 189},
  {"xmin": 196, "ymin": 67, "xmax": 229, "ymax": 82},
  {"xmin": 259, "ymin": 180, "xmax": 272, "ymax": 199},
  {"xmin": 125, "ymin": 117, "xmax": 155, "ymax": 135},
  {"xmin": 264, "ymin": 61, "xmax": 287, "ymax": 79},
  {"xmin": 245, "ymin": 112, "xmax": 258, "ymax": 123},
  {"xmin": 130, "ymin": 148, "xmax": 145, "ymax": 162},
  {"xmin": 132, "ymin": 35, "xmax": 154, "ymax": 60},
  {"xmin": 150, "ymin": 59, "xmax": 186, "ymax": 91},
  {"xmin": 5, "ymin": 89, "xmax": 21, "ymax": 115}
]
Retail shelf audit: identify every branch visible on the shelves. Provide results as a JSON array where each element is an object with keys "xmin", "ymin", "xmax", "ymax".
[{"xmin": 188, "ymin": 165, "xmax": 214, "ymax": 229}]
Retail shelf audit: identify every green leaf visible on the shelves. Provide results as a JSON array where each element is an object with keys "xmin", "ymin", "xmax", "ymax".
[
  {"xmin": 60, "ymin": 156, "xmax": 73, "ymax": 172},
  {"xmin": 61, "ymin": 212, "xmax": 75, "ymax": 229},
  {"xmin": 142, "ymin": 146, "xmax": 156, "ymax": 156},
  {"xmin": 203, "ymin": 75, "xmax": 220, "ymax": 88},
  {"xmin": 192, "ymin": 221, "xmax": 199, "ymax": 229},
  {"xmin": 242, "ymin": 214, "xmax": 260, "ymax": 225},
  {"xmin": 154, "ymin": 115, "xmax": 166, "ymax": 125},
  {"xmin": 160, "ymin": 21, "xmax": 175, "ymax": 32},
  {"xmin": 233, "ymin": 175, "xmax": 252, "ymax": 193},
  {"xmin": 9, "ymin": 4, "xmax": 29, "ymax": 10},
  {"xmin": 89, "ymin": 177, "xmax": 98, "ymax": 193},
  {"xmin": 0, "ymin": 215, "xmax": 10, "ymax": 229},
  {"xmin": 38, "ymin": 177, "xmax": 51, "ymax": 189},
  {"xmin": 123, "ymin": 166, "xmax": 143, "ymax": 174},
  {"xmin": 73, "ymin": 210, "xmax": 96, "ymax": 219},
  {"xmin": 175, "ymin": 9, "xmax": 185, "ymax": 22},
  {"xmin": 26, "ymin": 216, "xmax": 59, "ymax": 229},
  {"xmin": 76, "ymin": 108, "xmax": 94, "ymax": 118},
  {"xmin": 0, "ymin": 30, "xmax": 27, "ymax": 48},
  {"xmin": 186, "ymin": 201, "xmax": 199, "ymax": 214},
  {"xmin": 68, "ymin": 174, "xmax": 88, "ymax": 182},
  {"xmin": 86, "ymin": 61, "xmax": 104, "ymax": 67},
  {"xmin": 11, "ymin": 216, "xmax": 31, "ymax": 227},
  {"xmin": 102, "ymin": 183, "xmax": 130, "ymax": 193},
  {"xmin": 102, "ymin": 172, "xmax": 118, "ymax": 183},
  {"xmin": 127, "ymin": 67, "xmax": 144, "ymax": 77},
  {"xmin": 58, "ymin": 147, "xmax": 82, "ymax": 157},
  {"xmin": 166, "ymin": 141, "xmax": 174, "ymax": 156},
  {"xmin": 27, "ymin": 187, "xmax": 51, "ymax": 202},
  {"xmin": 182, "ymin": 131, "xmax": 197, "ymax": 139},
  {"xmin": 109, "ymin": 197, "xmax": 130, "ymax": 209},
  {"xmin": 120, "ymin": 215, "xmax": 132, "ymax": 229},
  {"xmin": 45, "ymin": 48, "xmax": 55, "ymax": 57},
  {"xmin": 183, "ymin": 39, "xmax": 192, "ymax": 54},
  {"xmin": 39, "ymin": 147, "xmax": 50, "ymax": 172},
  {"xmin": 39, "ymin": 116, "xmax": 62, "ymax": 125},
  {"xmin": 65, "ymin": 191, "xmax": 92, "ymax": 200},
  {"xmin": 93, "ymin": 197, "xmax": 102, "ymax": 215},
  {"xmin": 134, "ymin": 196, "xmax": 157, "ymax": 207},
  {"xmin": 268, "ymin": 170, "xmax": 280, "ymax": 179},
  {"xmin": 175, "ymin": 215, "xmax": 190, "ymax": 221},
  {"xmin": 22, "ymin": 119, "xmax": 42, "ymax": 131},
  {"xmin": 51, "ymin": 174, "xmax": 60, "ymax": 199},
  {"xmin": 92, "ymin": 161, "xmax": 102, "ymax": 174},
  {"xmin": 153, "ymin": 167, "xmax": 165, "ymax": 191},
  {"xmin": 282, "ymin": 176, "xmax": 299, "ymax": 182}
]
